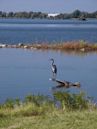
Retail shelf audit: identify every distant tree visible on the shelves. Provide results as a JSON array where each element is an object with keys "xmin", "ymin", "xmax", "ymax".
[
  {"xmin": 7, "ymin": 12, "xmax": 14, "ymax": 17},
  {"xmin": 29, "ymin": 11, "xmax": 34, "ymax": 18},
  {"xmin": 2, "ymin": 12, "xmax": 6, "ymax": 17},
  {"xmin": 55, "ymin": 13, "xmax": 65, "ymax": 19},
  {"xmin": 0, "ymin": 11, "xmax": 2, "ymax": 17},
  {"xmin": 71, "ymin": 10, "xmax": 81, "ymax": 18},
  {"xmin": 15, "ymin": 12, "xmax": 30, "ymax": 18},
  {"xmin": 0, "ymin": 10, "xmax": 97, "ymax": 19},
  {"xmin": 92, "ymin": 11, "xmax": 97, "ymax": 18}
]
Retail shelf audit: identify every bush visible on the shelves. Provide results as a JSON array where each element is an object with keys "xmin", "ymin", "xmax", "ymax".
[
  {"xmin": 24, "ymin": 94, "xmax": 53, "ymax": 107},
  {"xmin": 3, "ymin": 99, "xmax": 15, "ymax": 109},
  {"xmin": 53, "ymin": 91, "xmax": 90, "ymax": 110}
]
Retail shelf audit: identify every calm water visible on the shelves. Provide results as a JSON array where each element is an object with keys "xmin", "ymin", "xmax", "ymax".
[
  {"xmin": 0, "ymin": 48, "xmax": 97, "ymax": 103},
  {"xmin": 0, "ymin": 19, "xmax": 97, "ymax": 103},
  {"xmin": 0, "ymin": 19, "xmax": 97, "ymax": 44}
]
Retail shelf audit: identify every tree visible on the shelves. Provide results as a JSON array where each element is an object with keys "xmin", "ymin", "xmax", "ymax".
[
  {"xmin": 7, "ymin": 12, "xmax": 14, "ymax": 17},
  {"xmin": 0, "ymin": 11, "xmax": 2, "ymax": 17},
  {"xmin": 2, "ymin": 12, "xmax": 6, "ymax": 17},
  {"xmin": 71, "ymin": 10, "xmax": 81, "ymax": 18}
]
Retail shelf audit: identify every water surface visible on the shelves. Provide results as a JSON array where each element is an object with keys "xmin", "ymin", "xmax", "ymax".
[
  {"xmin": 0, "ymin": 48, "xmax": 97, "ymax": 103},
  {"xmin": 0, "ymin": 19, "xmax": 97, "ymax": 44}
]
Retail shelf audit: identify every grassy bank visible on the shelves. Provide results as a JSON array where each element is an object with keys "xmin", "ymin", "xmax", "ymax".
[
  {"xmin": 31, "ymin": 41, "xmax": 97, "ymax": 52},
  {"xmin": 1, "ymin": 110, "xmax": 97, "ymax": 129},
  {"xmin": 1, "ymin": 41, "xmax": 97, "ymax": 53},
  {"xmin": 0, "ymin": 92, "xmax": 97, "ymax": 129}
]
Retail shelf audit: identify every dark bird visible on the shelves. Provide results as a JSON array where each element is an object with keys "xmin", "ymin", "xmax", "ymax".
[{"xmin": 50, "ymin": 58, "xmax": 57, "ymax": 79}]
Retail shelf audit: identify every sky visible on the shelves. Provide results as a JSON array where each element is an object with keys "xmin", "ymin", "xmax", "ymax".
[{"xmin": 0, "ymin": 0, "xmax": 97, "ymax": 13}]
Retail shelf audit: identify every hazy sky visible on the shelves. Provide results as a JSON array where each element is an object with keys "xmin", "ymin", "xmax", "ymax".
[{"xmin": 0, "ymin": 0, "xmax": 97, "ymax": 13}]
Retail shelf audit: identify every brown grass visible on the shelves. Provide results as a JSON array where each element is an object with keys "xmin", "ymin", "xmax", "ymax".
[
  {"xmin": 30, "ymin": 41, "xmax": 97, "ymax": 52},
  {"xmin": 5, "ymin": 41, "xmax": 97, "ymax": 52}
]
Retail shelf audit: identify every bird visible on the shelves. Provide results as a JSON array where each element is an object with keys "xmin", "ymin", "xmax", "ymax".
[{"xmin": 50, "ymin": 58, "xmax": 57, "ymax": 79}]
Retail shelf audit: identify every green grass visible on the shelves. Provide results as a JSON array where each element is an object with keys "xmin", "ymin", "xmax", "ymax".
[
  {"xmin": 0, "ymin": 110, "xmax": 97, "ymax": 129},
  {"xmin": 0, "ymin": 92, "xmax": 97, "ymax": 129}
]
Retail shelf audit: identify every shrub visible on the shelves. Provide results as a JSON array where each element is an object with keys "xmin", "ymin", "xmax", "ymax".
[
  {"xmin": 3, "ymin": 99, "xmax": 15, "ymax": 109},
  {"xmin": 25, "ymin": 94, "xmax": 53, "ymax": 107},
  {"xmin": 53, "ymin": 91, "xmax": 90, "ymax": 110}
]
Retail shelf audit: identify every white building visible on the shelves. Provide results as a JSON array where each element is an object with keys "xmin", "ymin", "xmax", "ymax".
[{"xmin": 48, "ymin": 13, "xmax": 59, "ymax": 17}]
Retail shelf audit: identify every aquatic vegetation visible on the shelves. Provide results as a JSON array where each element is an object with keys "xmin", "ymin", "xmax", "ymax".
[
  {"xmin": 30, "ymin": 41, "xmax": 97, "ymax": 51},
  {"xmin": 1, "ymin": 41, "xmax": 97, "ymax": 53}
]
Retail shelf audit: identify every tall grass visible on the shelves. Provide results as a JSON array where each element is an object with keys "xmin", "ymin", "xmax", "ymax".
[
  {"xmin": 30, "ymin": 41, "xmax": 97, "ymax": 51},
  {"xmin": 0, "ymin": 92, "xmax": 97, "ymax": 129},
  {"xmin": 0, "ymin": 92, "xmax": 96, "ymax": 118},
  {"xmin": 53, "ymin": 91, "xmax": 92, "ymax": 110}
]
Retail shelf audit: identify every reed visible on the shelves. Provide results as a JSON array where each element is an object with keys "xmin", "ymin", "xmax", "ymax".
[
  {"xmin": 30, "ymin": 41, "xmax": 97, "ymax": 52},
  {"xmin": 2, "ymin": 41, "xmax": 97, "ymax": 52}
]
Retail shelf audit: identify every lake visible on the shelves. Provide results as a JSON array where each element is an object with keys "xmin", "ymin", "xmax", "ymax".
[
  {"xmin": 0, "ymin": 19, "xmax": 97, "ymax": 103},
  {"xmin": 0, "ymin": 18, "xmax": 97, "ymax": 44},
  {"xmin": 0, "ymin": 48, "xmax": 97, "ymax": 103}
]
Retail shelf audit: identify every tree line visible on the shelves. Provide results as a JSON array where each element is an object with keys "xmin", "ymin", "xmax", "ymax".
[{"xmin": 0, "ymin": 10, "xmax": 97, "ymax": 19}]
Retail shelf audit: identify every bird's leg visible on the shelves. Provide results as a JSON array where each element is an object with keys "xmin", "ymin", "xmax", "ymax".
[
  {"xmin": 54, "ymin": 73, "xmax": 57, "ymax": 80},
  {"xmin": 52, "ymin": 73, "xmax": 56, "ymax": 80},
  {"xmin": 50, "ymin": 73, "xmax": 55, "ymax": 81}
]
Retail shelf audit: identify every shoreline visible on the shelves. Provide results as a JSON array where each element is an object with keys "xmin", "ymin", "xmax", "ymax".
[
  {"xmin": 0, "ymin": 92, "xmax": 97, "ymax": 129},
  {"xmin": 0, "ymin": 41, "xmax": 97, "ymax": 53}
]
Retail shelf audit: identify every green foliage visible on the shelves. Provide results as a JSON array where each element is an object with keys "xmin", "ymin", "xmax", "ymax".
[
  {"xmin": 0, "ymin": 92, "xmax": 96, "ymax": 120},
  {"xmin": 71, "ymin": 10, "xmax": 81, "ymax": 18},
  {"xmin": 2, "ymin": 98, "xmax": 21, "ymax": 109},
  {"xmin": 1, "ymin": 110, "xmax": 97, "ymax": 129},
  {"xmin": 15, "ymin": 104, "xmax": 43, "ymax": 117},
  {"xmin": 0, "ymin": 10, "xmax": 97, "ymax": 19},
  {"xmin": 3, "ymin": 99, "xmax": 15, "ymax": 109},
  {"xmin": 24, "ymin": 94, "xmax": 53, "ymax": 107},
  {"xmin": 14, "ymin": 98, "xmax": 21, "ymax": 106},
  {"xmin": 53, "ymin": 91, "xmax": 89, "ymax": 110}
]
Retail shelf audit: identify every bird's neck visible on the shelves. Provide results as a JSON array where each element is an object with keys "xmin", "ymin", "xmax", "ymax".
[{"xmin": 52, "ymin": 60, "xmax": 54, "ymax": 65}]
